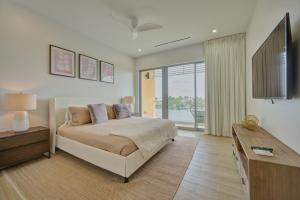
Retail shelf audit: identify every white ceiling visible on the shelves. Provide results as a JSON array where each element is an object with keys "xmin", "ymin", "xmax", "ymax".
[{"xmin": 13, "ymin": 0, "xmax": 257, "ymax": 58}]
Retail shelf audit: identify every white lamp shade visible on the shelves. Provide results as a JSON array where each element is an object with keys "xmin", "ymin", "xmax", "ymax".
[
  {"xmin": 5, "ymin": 93, "xmax": 37, "ymax": 111},
  {"xmin": 121, "ymin": 96, "xmax": 135, "ymax": 104}
]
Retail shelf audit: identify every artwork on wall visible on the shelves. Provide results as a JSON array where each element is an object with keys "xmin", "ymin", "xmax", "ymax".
[
  {"xmin": 79, "ymin": 54, "xmax": 98, "ymax": 81},
  {"xmin": 100, "ymin": 61, "xmax": 114, "ymax": 83},
  {"xmin": 49, "ymin": 44, "xmax": 114, "ymax": 83},
  {"xmin": 49, "ymin": 45, "xmax": 76, "ymax": 77}
]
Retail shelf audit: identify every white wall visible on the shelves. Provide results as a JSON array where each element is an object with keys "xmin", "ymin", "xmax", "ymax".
[
  {"xmin": 135, "ymin": 43, "xmax": 204, "ymax": 70},
  {"xmin": 0, "ymin": 0, "xmax": 135, "ymax": 131},
  {"xmin": 246, "ymin": 0, "xmax": 300, "ymax": 153}
]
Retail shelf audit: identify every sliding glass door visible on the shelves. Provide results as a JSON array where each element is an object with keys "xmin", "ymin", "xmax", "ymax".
[
  {"xmin": 195, "ymin": 62, "xmax": 205, "ymax": 129},
  {"xmin": 167, "ymin": 64, "xmax": 195, "ymax": 128},
  {"xmin": 139, "ymin": 62, "xmax": 205, "ymax": 130}
]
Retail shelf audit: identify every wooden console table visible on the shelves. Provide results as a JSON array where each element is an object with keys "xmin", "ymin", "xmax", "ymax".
[{"xmin": 232, "ymin": 124, "xmax": 300, "ymax": 200}]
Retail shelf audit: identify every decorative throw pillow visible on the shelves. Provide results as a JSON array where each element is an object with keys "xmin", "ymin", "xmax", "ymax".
[
  {"xmin": 87, "ymin": 103, "xmax": 108, "ymax": 124},
  {"xmin": 113, "ymin": 104, "xmax": 131, "ymax": 119},
  {"xmin": 68, "ymin": 106, "xmax": 91, "ymax": 126},
  {"xmin": 106, "ymin": 104, "xmax": 116, "ymax": 120}
]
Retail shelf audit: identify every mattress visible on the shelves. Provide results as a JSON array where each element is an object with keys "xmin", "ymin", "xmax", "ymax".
[{"xmin": 58, "ymin": 122, "xmax": 138, "ymax": 156}]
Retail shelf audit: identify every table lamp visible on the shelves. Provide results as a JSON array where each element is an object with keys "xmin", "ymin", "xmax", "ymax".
[
  {"xmin": 121, "ymin": 96, "xmax": 135, "ymax": 113},
  {"xmin": 5, "ymin": 93, "xmax": 36, "ymax": 132}
]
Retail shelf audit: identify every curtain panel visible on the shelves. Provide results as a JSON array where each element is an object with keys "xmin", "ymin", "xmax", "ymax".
[{"xmin": 204, "ymin": 33, "xmax": 246, "ymax": 137}]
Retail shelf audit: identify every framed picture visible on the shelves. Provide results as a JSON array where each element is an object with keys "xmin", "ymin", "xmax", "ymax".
[
  {"xmin": 100, "ymin": 61, "xmax": 114, "ymax": 83},
  {"xmin": 79, "ymin": 54, "xmax": 98, "ymax": 81},
  {"xmin": 49, "ymin": 45, "xmax": 76, "ymax": 77}
]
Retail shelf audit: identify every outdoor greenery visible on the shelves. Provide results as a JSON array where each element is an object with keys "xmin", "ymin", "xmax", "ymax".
[{"xmin": 155, "ymin": 96, "xmax": 205, "ymax": 110}]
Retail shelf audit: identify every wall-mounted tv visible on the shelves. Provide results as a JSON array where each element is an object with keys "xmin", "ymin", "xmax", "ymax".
[{"xmin": 252, "ymin": 13, "xmax": 292, "ymax": 99}]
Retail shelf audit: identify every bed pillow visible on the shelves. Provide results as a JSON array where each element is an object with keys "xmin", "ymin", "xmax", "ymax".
[
  {"xmin": 88, "ymin": 103, "xmax": 108, "ymax": 124},
  {"xmin": 113, "ymin": 104, "xmax": 131, "ymax": 119},
  {"xmin": 106, "ymin": 104, "xmax": 116, "ymax": 119},
  {"xmin": 68, "ymin": 106, "xmax": 91, "ymax": 126}
]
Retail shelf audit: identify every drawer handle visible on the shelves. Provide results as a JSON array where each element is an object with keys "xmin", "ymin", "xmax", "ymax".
[
  {"xmin": 241, "ymin": 177, "xmax": 245, "ymax": 185},
  {"xmin": 235, "ymin": 156, "xmax": 238, "ymax": 161},
  {"xmin": 233, "ymin": 151, "xmax": 235, "ymax": 156}
]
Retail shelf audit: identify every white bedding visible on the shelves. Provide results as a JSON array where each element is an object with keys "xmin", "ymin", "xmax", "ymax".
[
  {"xmin": 59, "ymin": 117, "xmax": 177, "ymax": 159},
  {"xmin": 108, "ymin": 117, "xmax": 177, "ymax": 159}
]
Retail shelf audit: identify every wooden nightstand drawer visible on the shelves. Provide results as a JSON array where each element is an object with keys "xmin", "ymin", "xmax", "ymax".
[
  {"xmin": 0, "ymin": 141, "xmax": 49, "ymax": 167},
  {"xmin": 0, "ymin": 126, "xmax": 50, "ymax": 169},
  {"xmin": 0, "ymin": 129, "xmax": 49, "ymax": 151}
]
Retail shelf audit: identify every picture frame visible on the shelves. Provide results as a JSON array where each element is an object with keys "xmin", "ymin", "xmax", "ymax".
[
  {"xmin": 100, "ymin": 61, "xmax": 114, "ymax": 83},
  {"xmin": 49, "ymin": 45, "xmax": 76, "ymax": 78},
  {"xmin": 79, "ymin": 54, "xmax": 98, "ymax": 81}
]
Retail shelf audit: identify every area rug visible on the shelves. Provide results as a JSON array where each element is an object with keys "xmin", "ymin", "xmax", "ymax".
[{"xmin": 1, "ymin": 136, "xmax": 198, "ymax": 200}]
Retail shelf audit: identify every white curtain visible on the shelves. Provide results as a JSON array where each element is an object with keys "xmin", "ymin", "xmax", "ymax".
[{"xmin": 204, "ymin": 34, "xmax": 246, "ymax": 137}]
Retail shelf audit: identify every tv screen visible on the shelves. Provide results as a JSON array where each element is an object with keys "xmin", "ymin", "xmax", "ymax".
[{"xmin": 252, "ymin": 13, "xmax": 292, "ymax": 99}]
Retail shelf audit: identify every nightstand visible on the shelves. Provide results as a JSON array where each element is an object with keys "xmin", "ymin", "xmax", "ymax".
[{"xmin": 0, "ymin": 126, "xmax": 50, "ymax": 169}]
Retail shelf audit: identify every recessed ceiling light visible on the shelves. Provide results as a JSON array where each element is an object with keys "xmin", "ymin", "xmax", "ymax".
[
  {"xmin": 138, "ymin": 48, "xmax": 142, "ymax": 52},
  {"xmin": 212, "ymin": 29, "xmax": 217, "ymax": 33}
]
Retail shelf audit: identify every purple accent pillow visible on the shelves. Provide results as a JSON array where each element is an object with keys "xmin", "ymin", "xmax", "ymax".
[
  {"xmin": 87, "ymin": 103, "xmax": 108, "ymax": 124},
  {"xmin": 113, "ymin": 104, "xmax": 131, "ymax": 119}
]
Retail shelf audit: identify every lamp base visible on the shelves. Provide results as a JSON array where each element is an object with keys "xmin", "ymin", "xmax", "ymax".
[{"xmin": 13, "ymin": 111, "xmax": 29, "ymax": 132}]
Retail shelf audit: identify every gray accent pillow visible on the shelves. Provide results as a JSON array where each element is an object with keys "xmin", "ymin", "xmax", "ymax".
[
  {"xmin": 113, "ymin": 104, "xmax": 131, "ymax": 119},
  {"xmin": 87, "ymin": 103, "xmax": 108, "ymax": 124}
]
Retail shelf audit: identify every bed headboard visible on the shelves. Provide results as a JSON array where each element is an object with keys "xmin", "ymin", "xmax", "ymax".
[{"xmin": 49, "ymin": 97, "xmax": 118, "ymax": 153}]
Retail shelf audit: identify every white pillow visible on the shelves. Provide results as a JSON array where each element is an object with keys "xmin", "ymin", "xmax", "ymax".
[{"xmin": 87, "ymin": 104, "xmax": 108, "ymax": 124}]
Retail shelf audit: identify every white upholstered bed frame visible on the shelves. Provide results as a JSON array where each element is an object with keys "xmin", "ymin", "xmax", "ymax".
[{"xmin": 49, "ymin": 97, "xmax": 174, "ymax": 182}]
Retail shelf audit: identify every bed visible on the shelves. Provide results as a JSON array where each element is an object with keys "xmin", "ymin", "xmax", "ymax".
[{"xmin": 49, "ymin": 97, "xmax": 177, "ymax": 182}]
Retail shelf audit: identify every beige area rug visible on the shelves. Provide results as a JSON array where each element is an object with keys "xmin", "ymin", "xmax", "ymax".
[{"xmin": 1, "ymin": 136, "xmax": 198, "ymax": 200}]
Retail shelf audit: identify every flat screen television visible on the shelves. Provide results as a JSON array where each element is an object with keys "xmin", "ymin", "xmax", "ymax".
[{"xmin": 252, "ymin": 13, "xmax": 292, "ymax": 99}]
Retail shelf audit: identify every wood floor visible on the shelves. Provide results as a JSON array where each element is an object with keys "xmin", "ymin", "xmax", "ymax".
[
  {"xmin": 174, "ymin": 130, "xmax": 245, "ymax": 200},
  {"xmin": 0, "ymin": 130, "xmax": 245, "ymax": 200}
]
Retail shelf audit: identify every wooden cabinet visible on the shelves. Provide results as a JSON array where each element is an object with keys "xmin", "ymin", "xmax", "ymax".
[
  {"xmin": 0, "ymin": 126, "xmax": 50, "ymax": 169},
  {"xmin": 232, "ymin": 124, "xmax": 300, "ymax": 200}
]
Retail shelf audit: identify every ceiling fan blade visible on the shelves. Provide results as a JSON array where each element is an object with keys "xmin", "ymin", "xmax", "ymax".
[
  {"xmin": 137, "ymin": 23, "xmax": 163, "ymax": 32},
  {"xmin": 107, "ymin": 14, "xmax": 132, "ymax": 31}
]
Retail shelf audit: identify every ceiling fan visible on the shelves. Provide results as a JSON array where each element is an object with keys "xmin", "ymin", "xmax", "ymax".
[{"xmin": 109, "ymin": 14, "xmax": 163, "ymax": 40}]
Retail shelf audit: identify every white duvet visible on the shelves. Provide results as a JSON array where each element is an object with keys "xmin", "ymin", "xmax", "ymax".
[
  {"xmin": 60, "ymin": 117, "xmax": 177, "ymax": 158},
  {"xmin": 108, "ymin": 117, "xmax": 177, "ymax": 158}
]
